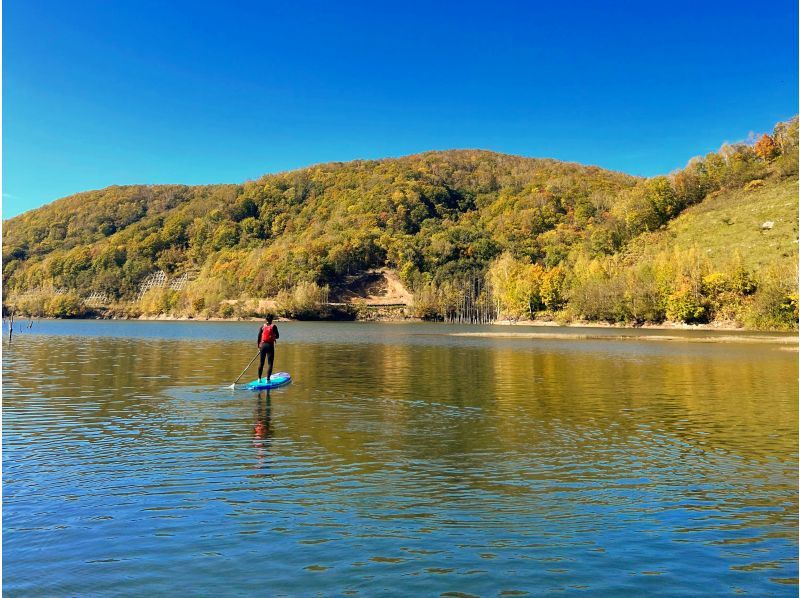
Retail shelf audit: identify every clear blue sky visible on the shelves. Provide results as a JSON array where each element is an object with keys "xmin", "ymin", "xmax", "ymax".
[{"xmin": 3, "ymin": 0, "xmax": 797, "ymax": 218}]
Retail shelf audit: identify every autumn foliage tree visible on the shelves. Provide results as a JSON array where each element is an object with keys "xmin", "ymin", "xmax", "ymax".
[{"xmin": 754, "ymin": 134, "xmax": 779, "ymax": 161}]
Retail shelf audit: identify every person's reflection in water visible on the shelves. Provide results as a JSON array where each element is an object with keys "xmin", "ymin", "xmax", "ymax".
[{"xmin": 253, "ymin": 390, "xmax": 273, "ymax": 476}]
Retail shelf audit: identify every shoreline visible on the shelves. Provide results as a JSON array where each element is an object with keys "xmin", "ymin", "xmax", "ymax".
[
  {"xmin": 450, "ymin": 330, "xmax": 797, "ymax": 345},
  {"xmin": 6, "ymin": 314, "xmax": 796, "ymax": 346},
  {"xmin": 490, "ymin": 318, "xmax": 754, "ymax": 331},
  {"xmin": 11, "ymin": 312, "xmax": 793, "ymax": 339},
  {"xmin": 125, "ymin": 313, "xmax": 792, "ymax": 333}
]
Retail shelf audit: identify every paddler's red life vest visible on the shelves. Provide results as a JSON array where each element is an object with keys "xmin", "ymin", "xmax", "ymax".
[{"xmin": 260, "ymin": 324, "xmax": 277, "ymax": 343}]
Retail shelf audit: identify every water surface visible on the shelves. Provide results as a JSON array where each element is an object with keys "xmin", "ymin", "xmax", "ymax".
[{"xmin": 3, "ymin": 320, "xmax": 798, "ymax": 595}]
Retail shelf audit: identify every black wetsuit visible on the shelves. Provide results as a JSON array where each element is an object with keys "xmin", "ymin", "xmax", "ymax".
[{"xmin": 257, "ymin": 324, "xmax": 279, "ymax": 381}]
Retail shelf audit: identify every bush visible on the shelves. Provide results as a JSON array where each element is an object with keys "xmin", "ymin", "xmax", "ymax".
[
  {"xmin": 411, "ymin": 282, "xmax": 444, "ymax": 320},
  {"xmin": 742, "ymin": 266, "xmax": 799, "ymax": 330},
  {"xmin": 567, "ymin": 262, "xmax": 629, "ymax": 322},
  {"xmin": 277, "ymin": 281, "xmax": 330, "ymax": 319},
  {"xmin": 139, "ymin": 288, "xmax": 178, "ymax": 315},
  {"xmin": 183, "ymin": 276, "xmax": 229, "ymax": 316},
  {"xmin": 701, "ymin": 272, "xmax": 749, "ymax": 322},
  {"xmin": 10, "ymin": 289, "xmax": 50, "ymax": 317},
  {"xmin": 47, "ymin": 293, "xmax": 87, "ymax": 318},
  {"xmin": 665, "ymin": 286, "xmax": 708, "ymax": 323},
  {"xmin": 624, "ymin": 265, "xmax": 665, "ymax": 323}
]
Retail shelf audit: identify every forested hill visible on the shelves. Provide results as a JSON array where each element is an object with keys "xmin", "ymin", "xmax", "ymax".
[
  {"xmin": 3, "ymin": 117, "xmax": 798, "ymax": 329},
  {"xmin": 2, "ymin": 151, "xmax": 640, "ymax": 297}
]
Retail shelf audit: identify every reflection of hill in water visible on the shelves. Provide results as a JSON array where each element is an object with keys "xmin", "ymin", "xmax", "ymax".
[{"xmin": 5, "ymin": 331, "xmax": 796, "ymax": 467}]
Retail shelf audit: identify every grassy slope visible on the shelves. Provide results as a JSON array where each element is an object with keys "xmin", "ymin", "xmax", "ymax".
[{"xmin": 628, "ymin": 177, "xmax": 798, "ymax": 271}]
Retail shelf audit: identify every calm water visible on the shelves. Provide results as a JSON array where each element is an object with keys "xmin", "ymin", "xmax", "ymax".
[{"xmin": 3, "ymin": 320, "xmax": 798, "ymax": 595}]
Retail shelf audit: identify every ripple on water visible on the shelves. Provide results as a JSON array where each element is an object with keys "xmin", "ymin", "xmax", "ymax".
[{"xmin": 2, "ymin": 327, "xmax": 798, "ymax": 595}]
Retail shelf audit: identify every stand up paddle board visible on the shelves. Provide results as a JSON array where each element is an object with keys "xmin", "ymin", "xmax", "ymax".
[{"xmin": 245, "ymin": 372, "xmax": 292, "ymax": 390}]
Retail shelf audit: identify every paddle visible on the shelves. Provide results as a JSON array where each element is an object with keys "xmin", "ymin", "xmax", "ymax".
[{"xmin": 227, "ymin": 350, "xmax": 261, "ymax": 389}]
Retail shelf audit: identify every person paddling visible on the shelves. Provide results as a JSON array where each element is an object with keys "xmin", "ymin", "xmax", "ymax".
[{"xmin": 257, "ymin": 314, "xmax": 279, "ymax": 383}]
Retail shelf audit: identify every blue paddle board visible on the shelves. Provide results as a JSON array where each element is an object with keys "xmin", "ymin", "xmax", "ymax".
[{"xmin": 246, "ymin": 372, "xmax": 292, "ymax": 390}]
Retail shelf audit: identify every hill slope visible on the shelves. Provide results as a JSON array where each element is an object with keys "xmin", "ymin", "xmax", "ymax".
[
  {"xmin": 3, "ymin": 150, "xmax": 639, "ymax": 298},
  {"xmin": 3, "ymin": 118, "xmax": 798, "ymax": 329},
  {"xmin": 629, "ymin": 177, "xmax": 798, "ymax": 271}
]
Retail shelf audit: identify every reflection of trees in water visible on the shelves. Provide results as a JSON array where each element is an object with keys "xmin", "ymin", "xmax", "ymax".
[
  {"xmin": 487, "ymin": 346, "xmax": 798, "ymax": 463},
  {"xmin": 277, "ymin": 341, "xmax": 798, "ymax": 527},
  {"xmin": 6, "ymin": 334, "xmax": 796, "ymax": 468},
  {"xmin": 284, "ymin": 341, "xmax": 796, "ymax": 472},
  {"xmin": 279, "ymin": 342, "xmax": 506, "ymax": 466}
]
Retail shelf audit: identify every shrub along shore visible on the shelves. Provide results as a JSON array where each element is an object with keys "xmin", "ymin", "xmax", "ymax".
[
  {"xmin": 8, "ymin": 242, "xmax": 797, "ymax": 331},
  {"xmin": 5, "ymin": 246, "xmax": 797, "ymax": 331}
]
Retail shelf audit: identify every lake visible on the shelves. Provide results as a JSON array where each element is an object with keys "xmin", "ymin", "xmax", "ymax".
[{"xmin": 3, "ymin": 320, "xmax": 797, "ymax": 595}]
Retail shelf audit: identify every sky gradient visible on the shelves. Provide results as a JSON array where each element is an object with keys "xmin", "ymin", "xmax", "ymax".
[{"xmin": 3, "ymin": 0, "xmax": 798, "ymax": 218}]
